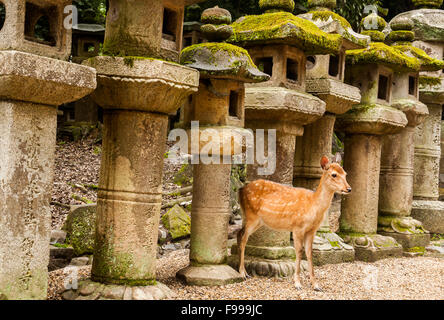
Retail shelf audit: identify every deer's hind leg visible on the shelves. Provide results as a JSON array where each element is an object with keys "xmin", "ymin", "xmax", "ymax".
[
  {"xmin": 293, "ymin": 229, "xmax": 304, "ymax": 290},
  {"xmin": 238, "ymin": 214, "xmax": 262, "ymax": 278},
  {"xmin": 304, "ymin": 231, "xmax": 321, "ymax": 291}
]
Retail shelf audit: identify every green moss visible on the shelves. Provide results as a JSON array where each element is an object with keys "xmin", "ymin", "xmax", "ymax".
[
  {"xmin": 412, "ymin": 0, "xmax": 443, "ymax": 9},
  {"xmin": 228, "ymin": 12, "xmax": 342, "ymax": 55},
  {"xmin": 259, "ymin": 0, "xmax": 295, "ymax": 12},
  {"xmin": 329, "ymin": 241, "xmax": 340, "ymax": 248},
  {"xmin": 308, "ymin": 0, "xmax": 336, "ymax": 9},
  {"xmin": 346, "ymin": 42, "xmax": 421, "ymax": 72},
  {"xmin": 419, "ymin": 76, "xmax": 442, "ymax": 87},
  {"xmin": 387, "ymin": 31, "xmax": 415, "ymax": 43},
  {"xmin": 52, "ymin": 243, "xmax": 72, "ymax": 248},
  {"xmin": 361, "ymin": 30, "xmax": 385, "ymax": 42},
  {"xmin": 310, "ymin": 10, "xmax": 352, "ymax": 30},
  {"xmin": 394, "ymin": 45, "xmax": 444, "ymax": 72},
  {"xmin": 406, "ymin": 246, "xmax": 426, "ymax": 254}
]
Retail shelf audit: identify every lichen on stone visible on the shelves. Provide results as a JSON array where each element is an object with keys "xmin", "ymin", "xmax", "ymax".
[
  {"xmin": 228, "ymin": 12, "xmax": 342, "ymax": 55},
  {"xmin": 362, "ymin": 30, "xmax": 386, "ymax": 42},
  {"xmin": 259, "ymin": 0, "xmax": 295, "ymax": 13},
  {"xmin": 346, "ymin": 42, "xmax": 421, "ymax": 72}
]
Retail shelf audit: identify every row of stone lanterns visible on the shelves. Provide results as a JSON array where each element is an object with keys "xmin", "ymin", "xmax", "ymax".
[{"xmin": 1, "ymin": 0, "xmax": 443, "ymax": 300}]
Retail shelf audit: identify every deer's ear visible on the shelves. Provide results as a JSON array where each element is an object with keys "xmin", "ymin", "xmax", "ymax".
[{"xmin": 320, "ymin": 156, "xmax": 330, "ymax": 170}]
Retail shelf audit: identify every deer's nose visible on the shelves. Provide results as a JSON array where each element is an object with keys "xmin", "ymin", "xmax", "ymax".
[{"xmin": 347, "ymin": 187, "xmax": 352, "ymax": 193}]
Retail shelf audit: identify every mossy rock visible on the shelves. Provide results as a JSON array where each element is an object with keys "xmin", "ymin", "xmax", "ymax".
[
  {"xmin": 308, "ymin": 0, "xmax": 336, "ymax": 10},
  {"xmin": 228, "ymin": 12, "xmax": 342, "ymax": 55},
  {"xmin": 180, "ymin": 43, "xmax": 269, "ymax": 82},
  {"xmin": 161, "ymin": 205, "xmax": 191, "ymax": 240},
  {"xmin": 387, "ymin": 31, "xmax": 415, "ymax": 43},
  {"xmin": 346, "ymin": 42, "xmax": 421, "ymax": 72},
  {"xmin": 361, "ymin": 30, "xmax": 386, "ymax": 42},
  {"xmin": 412, "ymin": 0, "xmax": 443, "ymax": 9},
  {"xmin": 390, "ymin": 17, "xmax": 414, "ymax": 31},
  {"xmin": 173, "ymin": 163, "xmax": 193, "ymax": 187},
  {"xmin": 63, "ymin": 204, "xmax": 96, "ymax": 256},
  {"xmin": 259, "ymin": 0, "xmax": 295, "ymax": 13}
]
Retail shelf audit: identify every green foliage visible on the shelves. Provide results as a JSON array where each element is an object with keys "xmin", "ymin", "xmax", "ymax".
[
  {"xmin": 335, "ymin": 0, "xmax": 382, "ymax": 31},
  {"xmin": 74, "ymin": 0, "xmax": 107, "ymax": 25}
]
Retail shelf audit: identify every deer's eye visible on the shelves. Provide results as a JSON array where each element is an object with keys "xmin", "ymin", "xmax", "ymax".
[{"xmin": 332, "ymin": 173, "xmax": 337, "ymax": 178}]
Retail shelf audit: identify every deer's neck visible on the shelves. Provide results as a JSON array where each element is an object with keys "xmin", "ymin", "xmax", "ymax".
[{"xmin": 312, "ymin": 176, "xmax": 335, "ymax": 218}]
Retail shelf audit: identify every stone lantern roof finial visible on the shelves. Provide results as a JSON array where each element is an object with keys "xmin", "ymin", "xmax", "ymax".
[
  {"xmin": 360, "ymin": 12, "xmax": 387, "ymax": 42},
  {"xmin": 259, "ymin": 0, "xmax": 295, "ymax": 13},
  {"xmin": 307, "ymin": 0, "xmax": 337, "ymax": 11},
  {"xmin": 201, "ymin": 6, "xmax": 233, "ymax": 41},
  {"xmin": 412, "ymin": 0, "xmax": 443, "ymax": 9}
]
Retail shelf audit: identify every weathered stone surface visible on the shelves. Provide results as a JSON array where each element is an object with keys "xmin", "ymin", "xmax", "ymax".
[
  {"xmin": 245, "ymin": 87, "xmax": 326, "ymax": 127},
  {"xmin": 63, "ymin": 205, "xmax": 96, "ymax": 256},
  {"xmin": 177, "ymin": 265, "xmax": 244, "ymax": 286},
  {"xmin": 392, "ymin": 9, "xmax": 444, "ymax": 42},
  {"xmin": 0, "ymin": 0, "xmax": 72, "ymax": 60},
  {"xmin": 83, "ymin": 56, "xmax": 199, "ymax": 114},
  {"xmin": 340, "ymin": 234, "xmax": 403, "ymax": 262},
  {"xmin": 0, "ymin": 51, "xmax": 96, "ymax": 106},
  {"xmin": 69, "ymin": 256, "xmax": 90, "ymax": 267},
  {"xmin": 306, "ymin": 78, "xmax": 361, "ymax": 114},
  {"xmin": 62, "ymin": 279, "xmax": 175, "ymax": 300},
  {"xmin": 411, "ymin": 200, "xmax": 444, "ymax": 233},
  {"xmin": 161, "ymin": 205, "xmax": 191, "ymax": 240},
  {"xmin": 336, "ymin": 104, "xmax": 408, "ymax": 135}
]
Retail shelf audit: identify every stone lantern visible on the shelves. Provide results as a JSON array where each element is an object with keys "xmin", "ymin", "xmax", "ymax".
[
  {"xmin": 377, "ymin": 17, "xmax": 444, "ymax": 251},
  {"xmin": 176, "ymin": 7, "xmax": 269, "ymax": 286},
  {"xmin": 391, "ymin": 0, "xmax": 444, "ymax": 235},
  {"xmin": 226, "ymin": 0, "xmax": 344, "ymax": 276},
  {"xmin": 335, "ymin": 13, "xmax": 416, "ymax": 261},
  {"xmin": 295, "ymin": 0, "xmax": 370, "ymax": 265},
  {"xmin": 182, "ymin": 4, "xmax": 206, "ymax": 48},
  {"xmin": 62, "ymin": 0, "xmax": 200, "ymax": 300},
  {"xmin": 0, "ymin": 0, "xmax": 96, "ymax": 299}
]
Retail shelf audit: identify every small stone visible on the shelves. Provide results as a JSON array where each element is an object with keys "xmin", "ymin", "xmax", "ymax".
[
  {"xmin": 63, "ymin": 204, "xmax": 96, "ymax": 256},
  {"xmin": 102, "ymin": 285, "xmax": 125, "ymax": 300},
  {"xmin": 132, "ymin": 287, "xmax": 154, "ymax": 300},
  {"xmin": 62, "ymin": 290, "xmax": 79, "ymax": 300},
  {"xmin": 79, "ymin": 281, "xmax": 100, "ymax": 296},
  {"xmin": 156, "ymin": 283, "xmax": 177, "ymax": 299},
  {"xmin": 123, "ymin": 287, "xmax": 132, "ymax": 300},
  {"xmin": 144, "ymin": 286, "xmax": 165, "ymax": 300},
  {"xmin": 161, "ymin": 205, "xmax": 191, "ymax": 240},
  {"xmin": 70, "ymin": 256, "xmax": 90, "ymax": 266}
]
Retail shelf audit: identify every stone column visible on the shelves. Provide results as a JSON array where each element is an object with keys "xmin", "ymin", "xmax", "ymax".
[
  {"xmin": 440, "ymin": 121, "xmax": 444, "ymax": 200},
  {"xmin": 0, "ymin": 0, "xmax": 96, "ymax": 300},
  {"xmin": 176, "ymin": 6, "xmax": 269, "ymax": 285},
  {"xmin": 228, "ymin": 87, "xmax": 325, "ymax": 277},
  {"xmin": 63, "ymin": 0, "xmax": 200, "ymax": 300},
  {"xmin": 412, "ymin": 103, "xmax": 444, "ymax": 233},
  {"xmin": 336, "ymin": 106, "xmax": 407, "ymax": 262},
  {"xmin": 294, "ymin": 114, "xmax": 355, "ymax": 265}
]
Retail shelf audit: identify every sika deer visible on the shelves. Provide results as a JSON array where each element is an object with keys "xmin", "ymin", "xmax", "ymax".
[{"xmin": 237, "ymin": 155, "xmax": 351, "ymax": 291}]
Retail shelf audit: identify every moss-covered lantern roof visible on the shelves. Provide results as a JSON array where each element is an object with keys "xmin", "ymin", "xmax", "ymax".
[
  {"xmin": 346, "ymin": 14, "xmax": 422, "ymax": 72},
  {"xmin": 298, "ymin": 0, "xmax": 370, "ymax": 49},
  {"xmin": 227, "ymin": 11, "xmax": 342, "ymax": 55},
  {"xmin": 180, "ymin": 43, "xmax": 270, "ymax": 82},
  {"xmin": 387, "ymin": 17, "xmax": 444, "ymax": 72},
  {"xmin": 180, "ymin": 7, "xmax": 270, "ymax": 83}
]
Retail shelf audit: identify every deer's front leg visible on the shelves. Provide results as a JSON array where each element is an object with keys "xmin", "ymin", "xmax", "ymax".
[
  {"xmin": 292, "ymin": 230, "xmax": 304, "ymax": 290},
  {"xmin": 304, "ymin": 232, "xmax": 322, "ymax": 291}
]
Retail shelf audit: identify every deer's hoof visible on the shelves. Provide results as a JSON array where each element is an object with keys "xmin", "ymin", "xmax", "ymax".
[
  {"xmin": 294, "ymin": 283, "xmax": 303, "ymax": 290},
  {"xmin": 240, "ymin": 271, "xmax": 250, "ymax": 279}
]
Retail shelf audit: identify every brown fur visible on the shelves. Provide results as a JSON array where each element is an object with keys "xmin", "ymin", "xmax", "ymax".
[{"xmin": 237, "ymin": 157, "xmax": 351, "ymax": 291}]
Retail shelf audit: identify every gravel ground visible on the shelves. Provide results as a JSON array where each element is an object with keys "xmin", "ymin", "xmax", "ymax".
[{"xmin": 48, "ymin": 250, "xmax": 444, "ymax": 300}]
